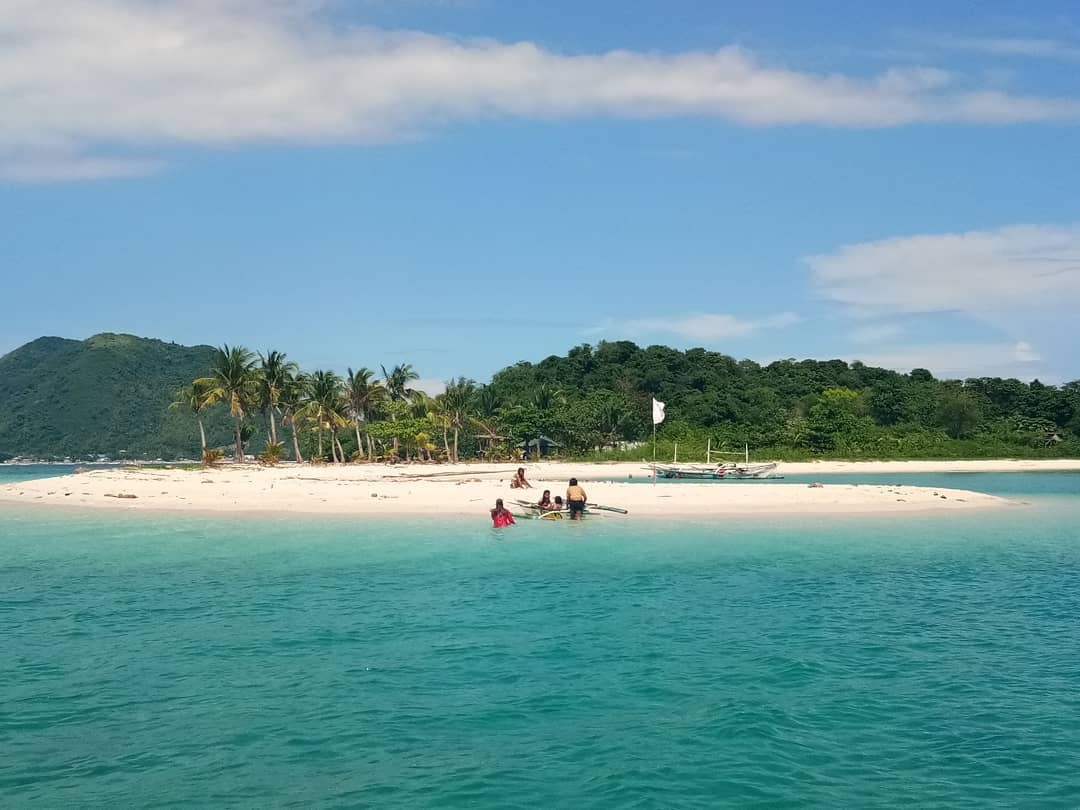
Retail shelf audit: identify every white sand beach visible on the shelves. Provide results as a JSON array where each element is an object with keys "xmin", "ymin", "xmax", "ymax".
[{"xmin": 0, "ymin": 459, "xmax": 1057, "ymax": 517}]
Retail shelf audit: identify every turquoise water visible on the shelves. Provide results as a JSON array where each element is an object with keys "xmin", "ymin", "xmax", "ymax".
[
  {"xmin": 3, "ymin": 494, "xmax": 1080, "ymax": 807},
  {"xmin": 603, "ymin": 470, "xmax": 1080, "ymax": 498},
  {"xmin": 0, "ymin": 464, "xmax": 119, "ymax": 484}
]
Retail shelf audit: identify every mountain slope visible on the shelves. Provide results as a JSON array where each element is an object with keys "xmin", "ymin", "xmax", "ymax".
[{"xmin": 0, "ymin": 333, "xmax": 231, "ymax": 459}]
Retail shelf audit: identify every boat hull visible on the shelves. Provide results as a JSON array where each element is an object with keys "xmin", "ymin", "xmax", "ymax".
[{"xmin": 646, "ymin": 462, "xmax": 781, "ymax": 480}]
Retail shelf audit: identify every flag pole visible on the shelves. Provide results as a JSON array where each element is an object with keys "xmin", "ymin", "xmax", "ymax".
[
  {"xmin": 652, "ymin": 421, "xmax": 657, "ymax": 485},
  {"xmin": 651, "ymin": 397, "xmax": 664, "ymax": 484}
]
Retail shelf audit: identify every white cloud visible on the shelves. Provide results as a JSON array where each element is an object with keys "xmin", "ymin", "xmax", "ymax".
[
  {"xmin": 608, "ymin": 312, "xmax": 801, "ymax": 342},
  {"xmin": 3, "ymin": 1, "xmax": 1080, "ymax": 182},
  {"xmin": 806, "ymin": 224, "xmax": 1080, "ymax": 319},
  {"xmin": 851, "ymin": 340, "xmax": 1046, "ymax": 380},
  {"xmin": 412, "ymin": 377, "xmax": 447, "ymax": 397},
  {"xmin": 924, "ymin": 34, "xmax": 1080, "ymax": 62},
  {"xmin": 850, "ymin": 322, "xmax": 904, "ymax": 344},
  {"xmin": 0, "ymin": 148, "xmax": 163, "ymax": 184}
]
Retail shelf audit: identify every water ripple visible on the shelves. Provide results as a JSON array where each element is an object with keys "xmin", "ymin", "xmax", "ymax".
[{"xmin": 2, "ymin": 506, "xmax": 1080, "ymax": 806}]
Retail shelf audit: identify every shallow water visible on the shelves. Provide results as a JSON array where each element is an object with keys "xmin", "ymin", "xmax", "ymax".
[
  {"xmin": 604, "ymin": 470, "xmax": 1080, "ymax": 498},
  {"xmin": 3, "ymin": 494, "xmax": 1080, "ymax": 807},
  {"xmin": 0, "ymin": 463, "xmax": 121, "ymax": 485}
]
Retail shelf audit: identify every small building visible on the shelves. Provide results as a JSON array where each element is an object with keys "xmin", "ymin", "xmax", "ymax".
[
  {"xmin": 520, "ymin": 435, "xmax": 561, "ymax": 458},
  {"xmin": 475, "ymin": 431, "xmax": 508, "ymax": 459}
]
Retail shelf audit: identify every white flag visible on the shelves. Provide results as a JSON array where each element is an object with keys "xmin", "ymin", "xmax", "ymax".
[{"xmin": 652, "ymin": 398, "xmax": 666, "ymax": 425}]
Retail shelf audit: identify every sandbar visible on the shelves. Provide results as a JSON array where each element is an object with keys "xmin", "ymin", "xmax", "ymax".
[{"xmin": 0, "ymin": 460, "xmax": 1040, "ymax": 517}]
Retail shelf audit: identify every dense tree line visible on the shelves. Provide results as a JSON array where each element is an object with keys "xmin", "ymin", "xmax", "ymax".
[
  {"xmin": 174, "ymin": 346, "xmax": 482, "ymax": 464},
  {"xmin": 175, "ymin": 340, "xmax": 1080, "ymax": 464},
  {"xmin": 486, "ymin": 342, "xmax": 1080, "ymax": 460}
]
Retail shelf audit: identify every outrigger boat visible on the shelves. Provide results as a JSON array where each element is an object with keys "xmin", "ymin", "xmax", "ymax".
[
  {"xmin": 511, "ymin": 509, "xmax": 570, "ymax": 521},
  {"xmin": 643, "ymin": 442, "xmax": 782, "ymax": 480},
  {"xmin": 646, "ymin": 461, "xmax": 779, "ymax": 479},
  {"xmin": 512, "ymin": 499, "xmax": 628, "ymax": 520}
]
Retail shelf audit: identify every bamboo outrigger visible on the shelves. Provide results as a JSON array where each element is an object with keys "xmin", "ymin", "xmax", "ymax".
[{"xmin": 644, "ymin": 441, "xmax": 781, "ymax": 480}]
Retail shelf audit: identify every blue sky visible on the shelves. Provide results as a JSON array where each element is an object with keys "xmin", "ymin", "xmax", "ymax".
[{"xmin": 2, "ymin": 0, "xmax": 1079, "ymax": 387}]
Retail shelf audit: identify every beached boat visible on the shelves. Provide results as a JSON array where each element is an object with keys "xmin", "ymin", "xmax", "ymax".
[
  {"xmin": 644, "ymin": 461, "xmax": 780, "ymax": 479},
  {"xmin": 643, "ymin": 441, "xmax": 781, "ymax": 480}
]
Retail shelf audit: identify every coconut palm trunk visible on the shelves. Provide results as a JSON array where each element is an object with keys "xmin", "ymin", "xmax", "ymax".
[
  {"xmin": 453, "ymin": 427, "xmax": 460, "ymax": 463},
  {"xmin": 354, "ymin": 423, "xmax": 365, "ymax": 460},
  {"xmin": 290, "ymin": 420, "xmax": 304, "ymax": 463},
  {"xmin": 268, "ymin": 409, "xmax": 278, "ymax": 445},
  {"xmin": 442, "ymin": 427, "xmax": 451, "ymax": 462},
  {"xmin": 233, "ymin": 416, "xmax": 244, "ymax": 462},
  {"xmin": 198, "ymin": 416, "xmax": 207, "ymax": 453}
]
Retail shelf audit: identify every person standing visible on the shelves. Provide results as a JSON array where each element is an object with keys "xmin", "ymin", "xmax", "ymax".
[
  {"xmin": 491, "ymin": 498, "xmax": 516, "ymax": 528},
  {"xmin": 566, "ymin": 478, "xmax": 587, "ymax": 520}
]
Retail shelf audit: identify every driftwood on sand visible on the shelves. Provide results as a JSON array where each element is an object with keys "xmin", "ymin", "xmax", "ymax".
[{"xmin": 394, "ymin": 469, "xmax": 506, "ymax": 479}]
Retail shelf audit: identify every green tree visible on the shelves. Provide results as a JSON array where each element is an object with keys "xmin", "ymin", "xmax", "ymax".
[
  {"xmin": 279, "ymin": 372, "xmax": 308, "ymax": 463},
  {"xmin": 345, "ymin": 367, "xmax": 383, "ymax": 460},
  {"xmin": 168, "ymin": 379, "xmax": 219, "ymax": 454},
  {"xmin": 257, "ymin": 350, "xmax": 298, "ymax": 446},
  {"xmin": 382, "ymin": 363, "xmax": 419, "ymax": 402},
  {"xmin": 441, "ymin": 377, "xmax": 476, "ymax": 462},
  {"xmin": 381, "ymin": 363, "xmax": 419, "ymax": 456},
  {"xmin": 807, "ymin": 387, "xmax": 866, "ymax": 453},
  {"xmin": 198, "ymin": 345, "xmax": 258, "ymax": 462},
  {"xmin": 937, "ymin": 390, "xmax": 981, "ymax": 439},
  {"xmin": 304, "ymin": 370, "xmax": 347, "ymax": 463},
  {"xmin": 869, "ymin": 380, "xmax": 908, "ymax": 426},
  {"xmin": 593, "ymin": 395, "xmax": 631, "ymax": 450}
]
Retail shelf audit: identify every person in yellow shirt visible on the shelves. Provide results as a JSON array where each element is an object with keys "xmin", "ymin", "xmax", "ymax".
[{"xmin": 565, "ymin": 478, "xmax": 587, "ymax": 520}]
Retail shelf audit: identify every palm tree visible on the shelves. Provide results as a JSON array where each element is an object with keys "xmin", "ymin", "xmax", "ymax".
[
  {"xmin": 381, "ymin": 363, "xmax": 420, "ymax": 456},
  {"xmin": 469, "ymin": 385, "xmax": 504, "ymax": 460},
  {"xmin": 304, "ymin": 370, "xmax": 348, "ymax": 463},
  {"xmin": 532, "ymin": 382, "xmax": 563, "ymax": 411},
  {"xmin": 280, "ymin": 372, "xmax": 308, "ymax": 463},
  {"xmin": 198, "ymin": 345, "xmax": 258, "ymax": 463},
  {"xmin": 596, "ymin": 399, "xmax": 630, "ymax": 450},
  {"xmin": 441, "ymin": 377, "xmax": 476, "ymax": 462},
  {"xmin": 405, "ymin": 392, "xmax": 445, "ymax": 462},
  {"xmin": 433, "ymin": 393, "xmax": 453, "ymax": 460},
  {"xmin": 169, "ymin": 380, "xmax": 219, "ymax": 455},
  {"xmin": 382, "ymin": 363, "xmax": 419, "ymax": 402},
  {"xmin": 345, "ymin": 367, "xmax": 384, "ymax": 461},
  {"xmin": 361, "ymin": 379, "xmax": 387, "ymax": 460},
  {"xmin": 475, "ymin": 384, "xmax": 501, "ymax": 421},
  {"xmin": 257, "ymin": 350, "xmax": 298, "ymax": 446}
]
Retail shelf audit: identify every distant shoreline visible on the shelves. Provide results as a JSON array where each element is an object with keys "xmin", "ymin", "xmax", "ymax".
[
  {"xmin": 0, "ymin": 461, "xmax": 194, "ymax": 467},
  {"xmin": 3, "ymin": 458, "xmax": 1079, "ymax": 471},
  {"xmin": 0, "ymin": 460, "xmax": 1044, "ymax": 518}
]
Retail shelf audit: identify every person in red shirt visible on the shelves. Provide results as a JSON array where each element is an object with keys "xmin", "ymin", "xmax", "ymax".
[{"xmin": 491, "ymin": 498, "xmax": 516, "ymax": 528}]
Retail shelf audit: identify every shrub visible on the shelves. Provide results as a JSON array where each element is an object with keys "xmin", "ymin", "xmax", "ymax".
[
  {"xmin": 258, "ymin": 442, "xmax": 285, "ymax": 466},
  {"xmin": 201, "ymin": 448, "xmax": 224, "ymax": 467}
]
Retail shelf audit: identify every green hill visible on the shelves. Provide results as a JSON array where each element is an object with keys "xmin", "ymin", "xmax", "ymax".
[
  {"xmin": 0, "ymin": 333, "xmax": 231, "ymax": 460},
  {"xmin": 3, "ymin": 332, "xmax": 1080, "ymax": 462}
]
